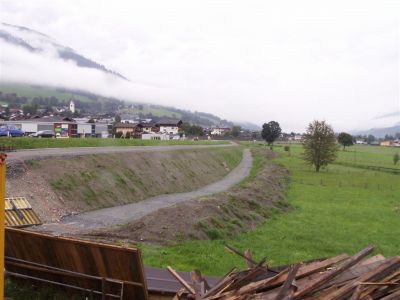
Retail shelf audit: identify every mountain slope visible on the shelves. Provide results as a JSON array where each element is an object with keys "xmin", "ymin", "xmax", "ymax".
[
  {"xmin": 352, "ymin": 124, "xmax": 400, "ymax": 138},
  {"xmin": 0, "ymin": 83, "xmax": 261, "ymax": 129},
  {"xmin": 0, "ymin": 23, "xmax": 128, "ymax": 81}
]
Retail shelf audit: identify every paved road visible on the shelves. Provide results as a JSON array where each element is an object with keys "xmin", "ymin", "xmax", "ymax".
[
  {"xmin": 6, "ymin": 143, "xmax": 233, "ymax": 162},
  {"xmin": 39, "ymin": 148, "xmax": 252, "ymax": 234}
]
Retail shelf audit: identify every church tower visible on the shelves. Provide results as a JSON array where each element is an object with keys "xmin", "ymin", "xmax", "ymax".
[{"xmin": 69, "ymin": 99, "xmax": 75, "ymax": 113}]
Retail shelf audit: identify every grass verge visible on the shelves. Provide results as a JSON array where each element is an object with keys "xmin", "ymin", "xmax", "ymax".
[{"xmin": 0, "ymin": 137, "xmax": 227, "ymax": 150}]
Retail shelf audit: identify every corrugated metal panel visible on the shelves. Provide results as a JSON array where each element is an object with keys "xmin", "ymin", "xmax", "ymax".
[{"xmin": 5, "ymin": 197, "xmax": 41, "ymax": 227}]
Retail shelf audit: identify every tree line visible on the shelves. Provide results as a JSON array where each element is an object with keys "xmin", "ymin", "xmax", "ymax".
[{"xmin": 261, "ymin": 120, "xmax": 400, "ymax": 172}]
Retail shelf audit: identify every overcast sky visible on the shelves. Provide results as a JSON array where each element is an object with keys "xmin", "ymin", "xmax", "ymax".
[{"xmin": 1, "ymin": 0, "xmax": 399, "ymax": 132}]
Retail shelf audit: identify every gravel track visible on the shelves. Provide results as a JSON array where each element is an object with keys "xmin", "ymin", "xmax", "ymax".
[{"xmin": 39, "ymin": 148, "xmax": 252, "ymax": 234}]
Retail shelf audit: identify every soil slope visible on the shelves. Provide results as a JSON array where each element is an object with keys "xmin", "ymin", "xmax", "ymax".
[
  {"xmin": 6, "ymin": 147, "xmax": 242, "ymax": 223},
  {"xmin": 88, "ymin": 148, "xmax": 289, "ymax": 244}
]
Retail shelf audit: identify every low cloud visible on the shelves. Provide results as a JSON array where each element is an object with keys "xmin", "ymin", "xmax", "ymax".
[{"xmin": 1, "ymin": 0, "xmax": 399, "ymax": 132}]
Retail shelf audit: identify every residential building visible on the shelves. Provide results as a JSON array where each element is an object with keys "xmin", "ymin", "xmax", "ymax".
[
  {"xmin": 114, "ymin": 122, "xmax": 142, "ymax": 137},
  {"xmin": 157, "ymin": 119, "xmax": 182, "ymax": 135},
  {"xmin": 211, "ymin": 127, "xmax": 231, "ymax": 136}
]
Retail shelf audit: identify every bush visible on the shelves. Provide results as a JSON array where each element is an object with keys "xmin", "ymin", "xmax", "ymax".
[
  {"xmin": 394, "ymin": 153, "xmax": 399, "ymax": 165},
  {"xmin": 205, "ymin": 228, "xmax": 223, "ymax": 240},
  {"xmin": 284, "ymin": 145, "xmax": 290, "ymax": 152},
  {"xmin": 115, "ymin": 132, "xmax": 123, "ymax": 138}
]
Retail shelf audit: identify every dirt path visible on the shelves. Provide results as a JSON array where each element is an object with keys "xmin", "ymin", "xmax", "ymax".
[
  {"xmin": 39, "ymin": 148, "xmax": 252, "ymax": 234},
  {"xmin": 6, "ymin": 143, "xmax": 233, "ymax": 162}
]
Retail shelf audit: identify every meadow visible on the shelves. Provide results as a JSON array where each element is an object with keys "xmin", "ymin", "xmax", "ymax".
[
  {"xmin": 141, "ymin": 143, "xmax": 400, "ymax": 275},
  {"xmin": 0, "ymin": 137, "xmax": 226, "ymax": 149}
]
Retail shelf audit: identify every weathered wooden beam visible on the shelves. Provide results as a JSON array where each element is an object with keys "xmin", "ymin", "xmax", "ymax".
[
  {"xmin": 224, "ymin": 244, "xmax": 259, "ymax": 266},
  {"xmin": 293, "ymin": 245, "xmax": 374, "ymax": 299},
  {"xmin": 167, "ymin": 266, "xmax": 196, "ymax": 295},
  {"xmin": 323, "ymin": 256, "xmax": 400, "ymax": 300},
  {"xmin": 274, "ymin": 264, "xmax": 300, "ymax": 300}
]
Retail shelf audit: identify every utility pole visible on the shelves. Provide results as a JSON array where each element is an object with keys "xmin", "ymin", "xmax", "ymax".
[{"xmin": 0, "ymin": 153, "xmax": 6, "ymax": 298}]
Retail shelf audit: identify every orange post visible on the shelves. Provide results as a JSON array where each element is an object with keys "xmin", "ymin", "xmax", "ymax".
[{"xmin": 0, "ymin": 153, "xmax": 6, "ymax": 299}]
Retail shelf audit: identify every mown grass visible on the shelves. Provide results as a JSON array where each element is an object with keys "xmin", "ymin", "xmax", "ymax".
[
  {"xmin": 278, "ymin": 143, "xmax": 400, "ymax": 171},
  {"xmin": 140, "ymin": 143, "xmax": 400, "ymax": 275},
  {"xmin": 0, "ymin": 137, "xmax": 227, "ymax": 149}
]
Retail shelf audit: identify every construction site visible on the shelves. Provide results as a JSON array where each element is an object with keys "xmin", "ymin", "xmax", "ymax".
[{"xmin": 1, "ymin": 143, "xmax": 400, "ymax": 300}]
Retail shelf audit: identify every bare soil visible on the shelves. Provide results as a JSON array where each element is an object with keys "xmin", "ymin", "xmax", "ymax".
[
  {"xmin": 85, "ymin": 148, "xmax": 289, "ymax": 244},
  {"xmin": 6, "ymin": 147, "xmax": 242, "ymax": 223}
]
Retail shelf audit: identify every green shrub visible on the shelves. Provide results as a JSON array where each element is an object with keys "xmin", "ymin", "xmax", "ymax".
[{"xmin": 205, "ymin": 228, "xmax": 223, "ymax": 240}]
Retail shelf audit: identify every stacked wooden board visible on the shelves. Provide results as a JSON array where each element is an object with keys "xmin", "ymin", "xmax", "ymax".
[
  {"xmin": 169, "ymin": 245, "xmax": 400, "ymax": 300},
  {"xmin": 5, "ymin": 197, "xmax": 41, "ymax": 227}
]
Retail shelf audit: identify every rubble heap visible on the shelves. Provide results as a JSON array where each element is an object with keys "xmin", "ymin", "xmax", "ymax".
[{"xmin": 168, "ymin": 245, "xmax": 400, "ymax": 300}]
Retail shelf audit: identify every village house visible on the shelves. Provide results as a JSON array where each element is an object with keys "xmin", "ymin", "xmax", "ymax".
[
  {"xmin": 157, "ymin": 119, "xmax": 182, "ymax": 135},
  {"xmin": 113, "ymin": 122, "xmax": 143, "ymax": 138},
  {"xmin": 287, "ymin": 134, "xmax": 303, "ymax": 142},
  {"xmin": 380, "ymin": 140, "xmax": 400, "ymax": 147},
  {"xmin": 211, "ymin": 126, "xmax": 231, "ymax": 136},
  {"xmin": 140, "ymin": 122, "xmax": 157, "ymax": 133}
]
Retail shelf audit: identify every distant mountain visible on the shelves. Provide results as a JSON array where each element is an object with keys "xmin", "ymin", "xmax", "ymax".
[
  {"xmin": 0, "ymin": 23, "xmax": 260, "ymax": 130},
  {"xmin": 0, "ymin": 83, "xmax": 259, "ymax": 129},
  {"xmin": 0, "ymin": 23, "xmax": 128, "ymax": 81},
  {"xmin": 352, "ymin": 123, "xmax": 400, "ymax": 138}
]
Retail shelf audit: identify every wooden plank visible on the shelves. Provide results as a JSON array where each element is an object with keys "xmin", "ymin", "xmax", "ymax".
[
  {"xmin": 232, "ymin": 253, "xmax": 348, "ymax": 297},
  {"xmin": 379, "ymin": 288, "xmax": 400, "ymax": 300},
  {"xmin": 167, "ymin": 266, "xmax": 196, "ymax": 295},
  {"xmin": 322, "ymin": 256, "xmax": 400, "ymax": 300},
  {"xmin": 293, "ymin": 245, "xmax": 374, "ymax": 299},
  {"xmin": 224, "ymin": 244, "xmax": 259, "ymax": 266},
  {"xmin": 202, "ymin": 268, "xmax": 237, "ymax": 298},
  {"xmin": 274, "ymin": 264, "xmax": 300, "ymax": 300},
  {"xmin": 5, "ymin": 227, "xmax": 148, "ymax": 300}
]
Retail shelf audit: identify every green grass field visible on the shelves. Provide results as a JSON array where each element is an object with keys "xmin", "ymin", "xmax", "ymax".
[
  {"xmin": 0, "ymin": 137, "xmax": 227, "ymax": 149},
  {"xmin": 141, "ymin": 143, "xmax": 400, "ymax": 275}
]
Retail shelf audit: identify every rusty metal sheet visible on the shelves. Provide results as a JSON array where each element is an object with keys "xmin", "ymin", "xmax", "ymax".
[{"xmin": 5, "ymin": 197, "xmax": 41, "ymax": 227}]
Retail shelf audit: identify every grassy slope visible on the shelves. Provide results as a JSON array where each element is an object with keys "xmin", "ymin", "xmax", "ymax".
[
  {"xmin": 45, "ymin": 147, "xmax": 242, "ymax": 211},
  {"xmin": 140, "ymin": 144, "xmax": 400, "ymax": 275},
  {"xmin": 0, "ymin": 83, "xmax": 95, "ymax": 103},
  {"xmin": 0, "ymin": 137, "xmax": 226, "ymax": 149}
]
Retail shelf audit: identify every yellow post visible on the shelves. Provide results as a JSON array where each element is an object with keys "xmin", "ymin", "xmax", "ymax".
[{"xmin": 0, "ymin": 153, "xmax": 6, "ymax": 299}]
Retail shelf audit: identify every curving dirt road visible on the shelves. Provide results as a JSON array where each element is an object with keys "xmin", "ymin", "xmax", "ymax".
[
  {"xmin": 6, "ymin": 143, "xmax": 233, "ymax": 162},
  {"xmin": 39, "ymin": 148, "xmax": 252, "ymax": 235}
]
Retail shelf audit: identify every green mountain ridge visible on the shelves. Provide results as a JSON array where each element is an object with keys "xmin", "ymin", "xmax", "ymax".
[{"xmin": 0, "ymin": 82, "xmax": 260, "ymax": 129}]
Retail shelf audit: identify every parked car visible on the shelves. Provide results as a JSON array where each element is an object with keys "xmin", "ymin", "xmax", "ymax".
[
  {"xmin": 30, "ymin": 130, "xmax": 56, "ymax": 138},
  {"xmin": 0, "ymin": 126, "xmax": 25, "ymax": 137}
]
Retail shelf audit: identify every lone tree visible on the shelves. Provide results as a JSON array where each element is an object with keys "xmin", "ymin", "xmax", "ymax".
[
  {"xmin": 337, "ymin": 132, "xmax": 354, "ymax": 150},
  {"xmin": 394, "ymin": 153, "xmax": 399, "ymax": 165},
  {"xmin": 302, "ymin": 120, "xmax": 339, "ymax": 172},
  {"xmin": 261, "ymin": 121, "xmax": 282, "ymax": 147}
]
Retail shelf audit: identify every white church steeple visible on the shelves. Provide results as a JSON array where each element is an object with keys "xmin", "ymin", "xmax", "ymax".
[{"xmin": 69, "ymin": 99, "xmax": 75, "ymax": 113}]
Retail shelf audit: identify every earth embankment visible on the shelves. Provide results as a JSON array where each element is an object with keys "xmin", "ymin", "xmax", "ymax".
[{"xmin": 6, "ymin": 146, "xmax": 243, "ymax": 223}]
